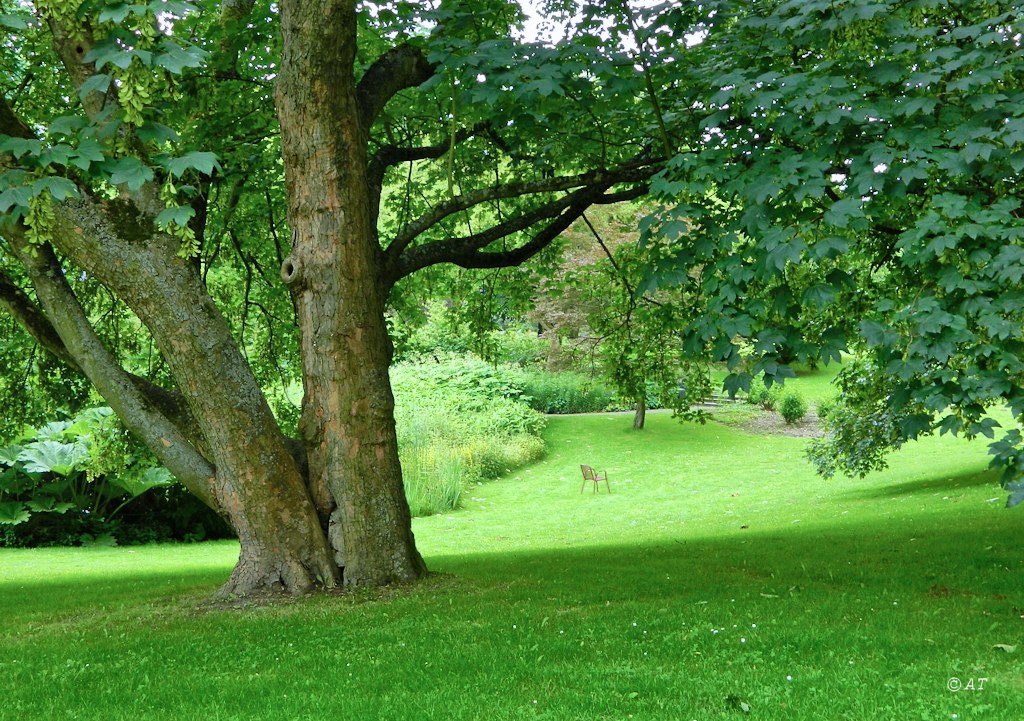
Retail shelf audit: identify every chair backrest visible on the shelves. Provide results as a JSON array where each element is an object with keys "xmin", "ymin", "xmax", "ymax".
[{"xmin": 580, "ymin": 464, "xmax": 596, "ymax": 480}]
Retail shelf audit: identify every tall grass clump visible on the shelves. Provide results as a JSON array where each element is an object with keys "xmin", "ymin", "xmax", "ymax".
[
  {"xmin": 391, "ymin": 357, "xmax": 546, "ymax": 516},
  {"xmin": 510, "ymin": 368, "xmax": 615, "ymax": 413}
]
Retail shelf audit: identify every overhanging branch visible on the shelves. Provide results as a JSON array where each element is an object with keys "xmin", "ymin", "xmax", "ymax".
[
  {"xmin": 384, "ymin": 161, "xmax": 659, "ymax": 270},
  {"xmin": 388, "ymin": 180, "xmax": 650, "ymax": 280}
]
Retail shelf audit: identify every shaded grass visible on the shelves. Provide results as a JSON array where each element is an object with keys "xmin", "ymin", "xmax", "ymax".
[{"xmin": 1, "ymin": 408, "xmax": 1022, "ymax": 720}]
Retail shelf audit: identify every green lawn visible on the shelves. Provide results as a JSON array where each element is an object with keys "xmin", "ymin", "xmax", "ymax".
[{"xmin": 2, "ymin": 403, "xmax": 1021, "ymax": 720}]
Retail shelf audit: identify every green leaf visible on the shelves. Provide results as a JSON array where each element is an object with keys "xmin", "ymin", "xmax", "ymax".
[
  {"xmin": 25, "ymin": 498, "xmax": 76, "ymax": 514},
  {"xmin": 802, "ymin": 284, "xmax": 835, "ymax": 308},
  {"xmin": 109, "ymin": 466, "xmax": 174, "ymax": 498},
  {"xmin": 0, "ymin": 137, "xmax": 43, "ymax": 159},
  {"xmin": 77, "ymin": 74, "xmax": 113, "ymax": 101},
  {"xmin": 98, "ymin": 3, "xmax": 133, "ymax": 24},
  {"xmin": 154, "ymin": 39, "xmax": 208, "ymax": 74},
  {"xmin": 103, "ymin": 157, "xmax": 155, "ymax": 190},
  {"xmin": 1007, "ymin": 480, "xmax": 1024, "ymax": 508},
  {"xmin": 136, "ymin": 122, "xmax": 180, "ymax": 145},
  {"xmin": 0, "ymin": 13, "xmax": 29, "ymax": 29},
  {"xmin": 0, "ymin": 445, "xmax": 21, "ymax": 466},
  {"xmin": 17, "ymin": 440, "xmax": 89, "ymax": 476},
  {"xmin": 155, "ymin": 205, "xmax": 196, "ymax": 229},
  {"xmin": 164, "ymin": 151, "xmax": 220, "ymax": 177},
  {"xmin": 71, "ymin": 138, "xmax": 107, "ymax": 171},
  {"xmin": 0, "ymin": 185, "xmax": 32, "ymax": 213},
  {"xmin": 48, "ymin": 116, "xmax": 88, "ymax": 136},
  {"xmin": 83, "ymin": 41, "xmax": 135, "ymax": 71},
  {"xmin": 0, "ymin": 502, "xmax": 30, "ymax": 525},
  {"xmin": 824, "ymin": 197, "xmax": 862, "ymax": 229},
  {"xmin": 31, "ymin": 176, "xmax": 80, "ymax": 202}
]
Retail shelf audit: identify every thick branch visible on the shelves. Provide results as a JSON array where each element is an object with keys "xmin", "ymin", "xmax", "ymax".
[
  {"xmin": 368, "ymin": 121, "xmax": 490, "ymax": 190},
  {"xmin": 390, "ymin": 181, "xmax": 649, "ymax": 279},
  {"xmin": 0, "ymin": 94, "xmax": 35, "ymax": 139},
  {"xmin": 4, "ymin": 227, "xmax": 220, "ymax": 510},
  {"xmin": 0, "ymin": 269, "xmax": 82, "ymax": 370},
  {"xmin": 385, "ymin": 162, "xmax": 658, "ymax": 269},
  {"xmin": 356, "ymin": 42, "xmax": 436, "ymax": 130},
  {"xmin": 452, "ymin": 186, "xmax": 650, "ymax": 270},
  {"xmin": 42, "ymin": 13, "xmax": 108, "ymax": 119}
]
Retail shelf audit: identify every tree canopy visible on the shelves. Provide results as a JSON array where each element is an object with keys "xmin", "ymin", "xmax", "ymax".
[
  {"xmin": 1, "ymin": 0, "xmax": 1022, "ymax": 595},
  {"xmin": 642, "ymin": 0, "xmax": 1024, "ymax": 504}
]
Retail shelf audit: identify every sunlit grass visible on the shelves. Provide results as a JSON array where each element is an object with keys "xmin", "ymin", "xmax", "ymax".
[{"xmin": 2, "ymin": 389, "xmax": 1021, "ymax": 720}]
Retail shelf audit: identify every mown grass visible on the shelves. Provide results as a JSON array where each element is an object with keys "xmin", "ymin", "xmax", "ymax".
[{"xmin": 2, "ymin": 393, "xmax": 1022, "ymax": 720}]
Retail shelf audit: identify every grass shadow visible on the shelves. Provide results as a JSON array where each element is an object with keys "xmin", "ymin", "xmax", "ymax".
[{"xmin": 842, "ymin": 466, "xmax": 1002, "ymax": 500}]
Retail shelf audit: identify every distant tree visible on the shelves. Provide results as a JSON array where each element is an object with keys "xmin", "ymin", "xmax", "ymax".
[{"xmin": 530, "ymin": 205, "xmax": 710, "ymax": 428}]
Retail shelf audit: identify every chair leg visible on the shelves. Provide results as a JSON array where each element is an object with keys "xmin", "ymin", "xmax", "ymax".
[
  {"xmin": 605, "ymin": 478, "xmax": 611, "ymax": 493},
  {"xmin": 580, "ymin": 480, "xmax": 586, "ymax": 493}
]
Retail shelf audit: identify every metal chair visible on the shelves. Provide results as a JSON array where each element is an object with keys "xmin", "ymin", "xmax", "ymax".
[{"xmin": 580, "ymin": 464, "xmax": 610, "ymax": 493}]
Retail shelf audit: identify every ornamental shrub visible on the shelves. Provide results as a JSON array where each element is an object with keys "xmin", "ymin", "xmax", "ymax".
[
  {"xmin": 779, "ymin": 389, "xmax": 808, "ymax": 424},
  {"xmin": 747, "ymin": 377, "xmax": 781, "ymax": 410}
]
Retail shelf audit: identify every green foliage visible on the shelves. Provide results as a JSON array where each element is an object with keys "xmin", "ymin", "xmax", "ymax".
[
  {"xmin": 805, "ymin": 357, "xmax": 932, "ymax": 478},
  {"xmin": 511, "ymin": 369, "xmax": 614, "ymax": 414},
  {"xmin": 746, "ymin": 377, "xmax": 780, "ymax": 411},
  {"xmin": 0, "ymin": 406, "xmax": 175, "ymax": 544},
  {"xmin": 778, "ymin": 389, "xmax": 808, "ymax": 425},
  {"xmin": 644, "ymin": 0, "xmax": 1024, "ymax": 500},
  {"xmin": 391, "ymin": 357, "xmax": 547, "ymax": 516}
]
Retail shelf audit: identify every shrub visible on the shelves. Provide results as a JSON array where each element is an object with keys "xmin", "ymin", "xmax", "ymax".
[
  {"xmin": 747, "ymin": 377, "xmax": 781, "ymax": 410},
  {"xmin": 0, "ymin": 407, "xmax": 229, "ymax": 547},
  {"xmin": 391, "ymin": 357, "xmax": 547, "ymax": 516},
  {"xmin": 0, "ymin": 408, "xmax": 173, "ymax": 537},
  {"xmin": 512, "ymin": 369, "xmax": 615, "ymax": 414},
  {"xmin": 779, "ymin": 390, "xmax": 808, "ymax": 424},
  {"xmin": 461, "ymin": 435, "xmax": 545, "ymax": 480}
]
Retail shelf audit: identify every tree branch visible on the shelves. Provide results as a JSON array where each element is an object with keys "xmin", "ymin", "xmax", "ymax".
[
  {"xmin": 3, "ymin": 226, "xmax": 221, "ymax": 510},
  {"xmin": 367, "ymin": 120, "xmax": 491, "ymax": 222},
  {"xmin": 356, "ymin": 42, "xmax": 436, "ymax": 130},
  {"xmin": 0, "ymin": 269, "xmax": 82, "ymax": 370},
  {"xmin": 390, "ymin": 181, "xmax": 649, "ymax": 279},
  {"xmin": 0, "ymin": 94, "xmax": 34, "ymax": 140},
  {"xmin": 384, "ymin": 161, "xmax": 659, "ymax": 270}
]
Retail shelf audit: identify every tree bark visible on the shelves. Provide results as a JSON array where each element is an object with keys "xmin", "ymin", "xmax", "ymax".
[
  {"xmin": 634, "ymin": 394, "xmax": 647, "ymax": 430},
  {"xmin": 276, "ymin": 0, "xmax": 426, "ymax": 586},
  {"xmin": 41, "ymin": 195, "xmax": 338, "ymax": 595}
]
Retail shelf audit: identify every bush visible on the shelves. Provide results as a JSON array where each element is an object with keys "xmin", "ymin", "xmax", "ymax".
[
  {"xmin": 747, "ymin": 377, "xmax": 781, "ymax": 410},
  {"xmin": 778, "ymin": 390, "xmax": 808, "ymax": 424},
  {"xmin": 512, "ymin": 369, "xmax": 615, "ymax": 414},
  {"xmin": 391, "ymin": 357, "xmax": 547, "ymax": 517},
  {"xmin": 0, "ymin": 407, "xmax": 230, "ymax": 547}
]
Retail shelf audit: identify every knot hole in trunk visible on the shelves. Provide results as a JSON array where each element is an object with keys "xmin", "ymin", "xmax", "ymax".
[{"xmin": 281, "ymin": 256, "xmax": 302, "ymax": 286}]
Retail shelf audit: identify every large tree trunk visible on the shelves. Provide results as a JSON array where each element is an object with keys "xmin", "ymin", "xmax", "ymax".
[
  {"xmin": 276, "ymin": 0, "xmax": 426, "ymax": 586},
  {"xmin": 43, "ymin": 195, "xmax": 339, "ymax": 595}
]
